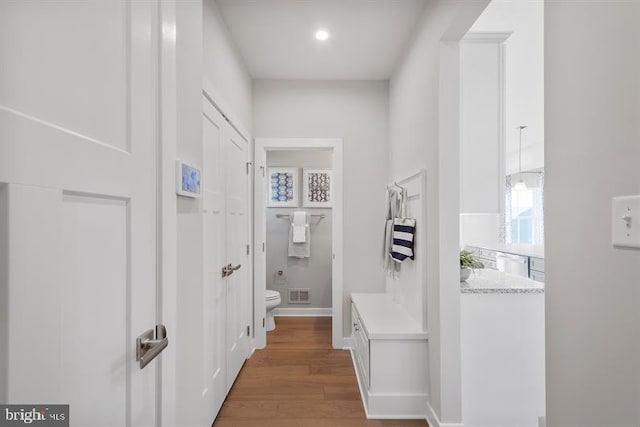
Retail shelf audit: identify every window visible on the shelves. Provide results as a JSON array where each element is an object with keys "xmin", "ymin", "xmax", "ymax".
[{"xmin": 505, "ymin": 172, "xmax": 544, "ymax": 245}]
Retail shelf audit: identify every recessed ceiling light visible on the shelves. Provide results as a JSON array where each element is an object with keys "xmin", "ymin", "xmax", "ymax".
[{"xmin": 314, "ymin": 29, "xmax": 330, "ymax": 41}]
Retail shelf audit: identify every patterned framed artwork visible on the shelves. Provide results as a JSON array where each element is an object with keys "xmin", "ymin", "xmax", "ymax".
[
  {"xmin": 303, "ymin": 169, "xmax": 333, "ymax": 208},
  {"xmin": 267, "ymin": 167, "xmax": 299, "ymax": 207}
]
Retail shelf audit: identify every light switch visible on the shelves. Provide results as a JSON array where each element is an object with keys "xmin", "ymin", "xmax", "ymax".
[{"xmin": 612, "ymin": 196, "xmax": 640, "ymax": 248}]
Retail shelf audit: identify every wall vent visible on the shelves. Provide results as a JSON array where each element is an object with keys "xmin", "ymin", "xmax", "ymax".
[{"xmin": 288, "ymin": 288, "xmax": 310, "ymax": 304}]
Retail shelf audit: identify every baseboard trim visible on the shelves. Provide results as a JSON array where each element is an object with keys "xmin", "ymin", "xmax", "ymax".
[
  {"xmin": 273, "ymin": 307, "xmax": 332, "ymax": 317},
  {"xmin": 342, "ymin": 336, "xmax": 353, "ymax": 350},
  {"xmin": 426, "ymin": 401, "xmax": 465, "ymax": 427}
]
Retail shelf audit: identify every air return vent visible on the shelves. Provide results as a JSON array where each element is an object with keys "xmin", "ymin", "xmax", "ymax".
[{"xmin": 288, "ymin": 288, "xmax": 310, "ymax": 304}]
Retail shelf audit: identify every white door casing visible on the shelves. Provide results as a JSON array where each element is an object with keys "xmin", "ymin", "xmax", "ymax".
[
  {"xmin": 253, "ymin": 138, "xmax": 344, "ymax": 350},
  {"xmin": 0, "ymin": 1, "xmax": 161, "ymax": 426}
]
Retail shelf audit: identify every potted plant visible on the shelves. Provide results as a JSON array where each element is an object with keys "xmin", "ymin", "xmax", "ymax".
[{"xmin": 460, "ymin": 249, "xmax": 482, "ymax": 282}]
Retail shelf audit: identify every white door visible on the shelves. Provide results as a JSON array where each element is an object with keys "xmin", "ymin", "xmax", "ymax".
[
  {"xmin": 201, "ymin": 96, "xmax": 251, "ymax": 414},
  {"xmin": 224, "ymin": 121, "xmax": 251, "ymax": 391},
  {"xmin": 0, "ymin": 2, "xmax": 161, "ymax": 426},
  {"xmin": 202, "ymin": 98, "xmax": 227, "ymax": 418}
]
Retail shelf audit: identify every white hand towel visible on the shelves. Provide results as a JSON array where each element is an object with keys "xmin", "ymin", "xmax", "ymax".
[
  {"xmin": 292, "ymin": 211, "xmax": 307, "ymax": 243},
  {"xmin": 288, "ymin": 226, "xmax": 311, "ymax": 258}
]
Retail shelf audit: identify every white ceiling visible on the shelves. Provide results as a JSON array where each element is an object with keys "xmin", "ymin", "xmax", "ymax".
[{"xmin": 215, "ymin": 0, "xmax": 428, "ymax": 80}]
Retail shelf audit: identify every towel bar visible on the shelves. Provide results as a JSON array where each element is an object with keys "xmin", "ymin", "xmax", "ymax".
[{"xmin": 276, "ymin": 213, "xmax": 326, "ymax": 219}]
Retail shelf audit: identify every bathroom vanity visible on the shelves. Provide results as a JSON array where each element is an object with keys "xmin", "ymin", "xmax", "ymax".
[
  {"xmin": 461, "ymin": 269, "xmax": 545, "ymax": 427},
  {"xmin": 350, "ymin": 293, "xmax": 428, "ymax": 418}
]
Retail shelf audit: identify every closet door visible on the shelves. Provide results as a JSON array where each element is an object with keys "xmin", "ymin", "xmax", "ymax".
[
  {"xmin": 224, "ymin": 123, "xmax": 251, "ymax": 391},
  {"xmin": 202, "ymin": 95, "xmax": 251, "ymax": 413},
  {"xmin": 202, "ymin": 98, "xmax": 228, "ymax": 419}
]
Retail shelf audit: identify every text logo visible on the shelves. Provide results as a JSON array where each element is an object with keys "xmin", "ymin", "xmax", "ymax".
[{"xmin": 1, "ymin": 405, "xmax": 68, "ymax": 427}]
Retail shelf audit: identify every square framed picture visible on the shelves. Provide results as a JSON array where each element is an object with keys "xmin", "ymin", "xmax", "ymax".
[
  {"xmin": 303, "ymin": 169, "xmax": 333, "ymax": 208},
  {"xmin": 267, "ymin": 167, "xmax": 299, "ymax": 207}
]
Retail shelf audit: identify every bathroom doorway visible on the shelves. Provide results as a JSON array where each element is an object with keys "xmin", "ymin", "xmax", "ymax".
[{"xmin": 254, "ymin": 138, "xmax": 344, "ymax": 350}]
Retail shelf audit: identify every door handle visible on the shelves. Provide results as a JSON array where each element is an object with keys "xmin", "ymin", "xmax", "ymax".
[
  {"xmin": 136, "ymin": 324, "xmax": 168, "ymax": 369},
  {"xmin": 222, "ymin": 263, "xmax": 242, "ymax": 277}
]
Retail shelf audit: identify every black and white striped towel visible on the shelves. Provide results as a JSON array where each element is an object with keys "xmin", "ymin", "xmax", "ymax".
[{"xmin": 391, "ymin": 217, "xmax": 416, "ymax": 263}]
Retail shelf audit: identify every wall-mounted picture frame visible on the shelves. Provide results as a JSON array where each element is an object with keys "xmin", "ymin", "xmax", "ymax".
[
  {"xmin": 176, "ymin": 159, "xmax": 201, "ymax": 198},
  {"xmin": 303, "ymin": 169, "xmax": 333, "ymax": 208},
  {"xmin": 267, "ymin": 167, "xmax": 299, "ymax": 207}
]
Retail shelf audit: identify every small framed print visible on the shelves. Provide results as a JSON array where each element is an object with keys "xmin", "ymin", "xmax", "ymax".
[
  {"xmin": 303, "ymin": 169, "xmax": 332, "ymax": 208},
  {"xmin": 267, "ymin": 167, "xmax": 299, "ymax": 207},
  {"xmin": 176, "ymin": 160, "xmax": 201, "ymax": 198}
]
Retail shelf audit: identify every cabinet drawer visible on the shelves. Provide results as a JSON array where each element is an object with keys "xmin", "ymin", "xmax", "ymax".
[
  {"xmin": 530, "ymin": 270, "xmax": 545, "ymax": 283},
  {"xmin": 479, "ymin": 259, "xmax": 497, "ymax": 270},
  {"xmin": 530, "ymin": 257, "xmax": 545, "ymax": 273},
  {"xmin": 479, "ymin": 248, "xmax": 497, "ymax": 260}
]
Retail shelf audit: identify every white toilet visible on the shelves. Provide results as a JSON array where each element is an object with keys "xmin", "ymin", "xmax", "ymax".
[{"xmin": 265, "ymin": 289, "xmax": 282, "ymax": 332}]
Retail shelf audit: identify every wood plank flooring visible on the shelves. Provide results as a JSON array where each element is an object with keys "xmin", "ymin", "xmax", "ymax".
[{"xmin": 213, "ymin": 317, "xmax": 428, "ymax": 427}]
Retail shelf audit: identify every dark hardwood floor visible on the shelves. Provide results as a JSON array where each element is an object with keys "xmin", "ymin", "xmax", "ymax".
[{"xmin": 213, "ymin": 317, "xmax": 429, "ymax": 427}]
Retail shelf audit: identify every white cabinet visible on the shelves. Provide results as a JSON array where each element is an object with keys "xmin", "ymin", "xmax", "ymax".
[
  {"xmin": 461, "ymin": 291, "xmax": 546, "ymax": 426},
  {"xmin": 352, "ymin": 308, "xmax": 370, "ymax": 388},
  {"xmin": 460, "ymin": 33, "xmax": 510, "ymax": 214},
  {"xmin": 350, "ymin": 293, "xmax": 429, "ymax": 418}
]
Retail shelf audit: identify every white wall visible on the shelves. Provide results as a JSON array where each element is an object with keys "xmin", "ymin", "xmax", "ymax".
[
  {"xmin": 0, "ymin": 184, "xmax": 7, "ymax": 403},
  {"xmin": 545, "ymin": 2, "xmax": 640, "ymax": 426},
  {"xmin": 459, "ymin": 214, "xmax": 500, "ymax": 249},
  {"xmin": 253, "ymin": 79, "xmax": 389, "ymax": 337},
  {"xmin": 175, "ymin": 2, "xmax": 205, "ymax": 424},
  {"xmin": 266, "ymin": 150, "xmax": 333, "ymax": 309},
  {"xmin": 173, "ymin": 1, "xmax": 252, "ymax": 425},
  {"xmin": 203, "ymin": 0, "xmax": 252, "ymax": 132},
  {"xmin": 471, "ymin": 0, "xmax": 544, "ymax": 174},
  {"xmin": 390, "ymin": 0, "xmax": 489, "ymax": 424}
]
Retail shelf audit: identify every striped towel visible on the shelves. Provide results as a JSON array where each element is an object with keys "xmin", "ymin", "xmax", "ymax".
[{"xmin": 391, "ymin": 218, "xmax": 416, "ymax": 263}]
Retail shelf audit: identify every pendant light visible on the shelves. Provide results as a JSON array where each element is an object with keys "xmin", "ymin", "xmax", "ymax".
[{"xmin": 514, "ymin": 126, "xmax": 528, "ymax": 191}]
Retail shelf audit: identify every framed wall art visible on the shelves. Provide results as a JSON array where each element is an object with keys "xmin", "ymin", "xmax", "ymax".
[
  {"xmin": 303, "ymin": 169, "xmax": 332, "ymax": 208},
  {"xmin": 175, "ymin": 159, "xmax": 201, "ymax": 198},
  {"xmin": 267, "ymin": 167, "xmax": 299, "ymax": 207}
]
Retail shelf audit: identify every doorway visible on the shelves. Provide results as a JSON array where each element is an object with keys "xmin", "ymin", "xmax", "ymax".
[
  {"xmin": 254, "ymin": 138, "xmax": 344, "ymax": 350},
  {"xmin": 452, "ymin": 2, "xmax": 546, "ymax": 426}
]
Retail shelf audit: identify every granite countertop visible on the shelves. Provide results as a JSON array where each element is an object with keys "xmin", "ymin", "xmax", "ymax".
[{"xmin": 461, "ymin": 269, "xmax": 544, "ymax": 294}]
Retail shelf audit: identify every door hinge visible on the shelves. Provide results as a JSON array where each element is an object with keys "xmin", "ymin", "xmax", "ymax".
[
  {"xmin": 246, "ymin": 325, "xmax": 251, "ymax": 337},
  {"xmin": 262, "ymin": 317, "xmax": 265, "ymax": 328},
  {"xmin": 262, "ymin": 242, "xmax": 265, "ymax": 252},
  {"xmin": 246, "ymin": 162, "xmax": 252, "ymax": 175},
  {"xmin": 260, "ymin": 166, "xmax": 265, "ymax": 177},
  {"xmin": 246, "ymin": 244, "xmax": 250, "ymax": 255}
]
